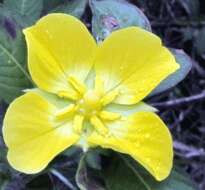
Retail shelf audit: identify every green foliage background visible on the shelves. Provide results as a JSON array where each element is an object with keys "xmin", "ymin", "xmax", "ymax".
[{"xmin": 0, "ymin": 0, "xmax": 204, "ymax": 189}]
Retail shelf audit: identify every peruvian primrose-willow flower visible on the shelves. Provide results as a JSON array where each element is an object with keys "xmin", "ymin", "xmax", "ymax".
[{"xmin": 3, "ymin": 13, "xmax": 179, "ymax": 181}]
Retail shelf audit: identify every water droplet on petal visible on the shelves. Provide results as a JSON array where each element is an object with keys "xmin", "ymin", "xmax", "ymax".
[
  {"xmin": 79, "ymin": 99, "xmax": 84, "ymax": 105},
  {"xmin": 135, "ymin": 142, "xmax": 140, "ymax": 148},
  {"xmin": 145, "ymin": 133, "xmax": 150, "ymax": 139},
  {"xmin": 120, "ymin": 66, "xmax": 124, "ymax": 71},
  {"xmin": 120, "ymin": 89, "xmax": 125, "ymax": 94},
  {"xmin": 79, "ymin": 108, "xmax": 84, "ymax": 113},
  {"xmin": 45, "ymin": 29, "xmax": 53, "ymax": 39},
  {"xmin": 146, "ymin": 158, "xmax": 151, "ymax": 163},
  {"xmin": 92, "ymin": 110, "xmax": 97, "ymax": 115},
  {"xmin": 120, "ymin": 117, "xmax": 126, "ymax": 121}
]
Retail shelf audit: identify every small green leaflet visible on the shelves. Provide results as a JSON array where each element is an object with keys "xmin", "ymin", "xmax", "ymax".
[
  {"xmin": 50, "ymin": 0, "xmax": 87, "ymax": 18},
  {"xmin": 103, "ymin": 154, "xmax": 197, "ymax": 190},
  {"xmin": 4, "ymin": 0, "xmax": 43, "ymax": 26},
  {"xmin": 0, "ymin": 7, "xmax": 33, "ymax": 103},
  {"xmin": 75, "ymin": 150, "xmax": 197, "ymax": 190},
  {"xmin": 90, "ymin": 0, "xmax": 151, "ymax": 42},
  {"xmin": 75, "ymin": 154, "xmax": 105, "ymax": 190}
]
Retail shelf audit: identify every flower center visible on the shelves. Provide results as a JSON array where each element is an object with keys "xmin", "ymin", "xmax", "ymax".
[
  {"xmin": 55, "ymin": 76, "xmax": 121, "ymax": 136},
  {"xmin": 77, "ymin": 90, "xmax": 102, "ymax": 118}
]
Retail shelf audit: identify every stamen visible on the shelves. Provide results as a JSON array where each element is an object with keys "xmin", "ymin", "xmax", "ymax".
[
  {"xmin": 58, "ymin": 90, "xmax": 79, "ymax": 101},
  {"xmin": 90, "ymin": 116, "xmax": 108, "ymax": 136},
  {"xmin": 100, "ymin": 90, "xmax": 119, "ymax": 106},
  {"xmin": 55, "ymin": 104, "xmax": 76, "ymax": 120},
  {"xmin": 73, "ymin": 114, "xmax": 84, "ymax": 134},
  {"xmin": 99, "ymin": 111, "xmax": 121, "ymax": 121},
  {"xmin": 67, "ymin": 75, "xmax": 87, "ymax": 95}
]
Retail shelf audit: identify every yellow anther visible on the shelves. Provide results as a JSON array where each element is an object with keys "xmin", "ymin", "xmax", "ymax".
[
  {"xmin": 55, "ymin": 104, "xmax": 76, "ymax": 120},
  {"xmin": 99, "ymin": 111, "xmax": 121, "ymax": 121},
  {"xmin": 58, "ymin": 90, "xmax": 79, "ymax": 101},
  {"xmin": 67, "ymin": 75, "xmax": 87, "ymax": 95},
  {"xmin": 90, "ymin": 116, "xmax": 109, "ymax": 136},
  {"xmin": 100, "ymin": 90, "xmax": 119, "ymax": 106},
  {"xmin": 73, "ymin": 114, "xmax": 84, "ymax": 134}
]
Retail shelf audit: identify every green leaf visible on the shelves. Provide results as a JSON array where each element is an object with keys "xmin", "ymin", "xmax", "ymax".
[
  {"xmin": 4, "ymin": 0, "xmax": 43, "ymax": 26},
  {"xmin": 0, "ymin": 180, "xmax": 9, "ymax": 190},
  {"xmin": 90, "ymin": 0, "xmax": 151, "ymax": 42},
  {"xmin": 103, "ymin": 157, "xmax": 146, "ymax": 190},
  {"xmin": 150, "ymin": 49, "xmax": 192, "ymax": 96},
  {"xmin": 0, "ymin": 5, "xmax": 23, "ymax": 27},
  {"xmin": 50, "ymin": 0, "xmax": 87, "ymax": 18},
  {"xmin": 43, "ymin": 0, "xmax": 61, "ymax": 11},
  {"xmin": 75, "ymin": 154, "xmax": 105, "ymax": 190},
  {"xmin": 0, "ymin": 11, "xmax": 33, "ymax": 103},
  {"xmin": 103, "ymin": 154, "xmax": 197, "ymax": 190},
  {"xmin": 85, "ymin": 149, "xmax": 102, "ymax": 170}
]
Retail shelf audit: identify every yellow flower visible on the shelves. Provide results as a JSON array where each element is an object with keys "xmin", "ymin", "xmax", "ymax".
[{"xmin": 2, "ymin": 14, "xmax": 179, "ymax": 181}]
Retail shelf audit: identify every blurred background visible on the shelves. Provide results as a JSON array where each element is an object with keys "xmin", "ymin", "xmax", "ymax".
[{"xmin": 0, "ymin": 0, "xmax": 205, "ymax": 189}]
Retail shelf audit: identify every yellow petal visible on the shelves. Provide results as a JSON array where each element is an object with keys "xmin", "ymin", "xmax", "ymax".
[
  {"xmin": 24, "ymin": 13, "xmax": 96, "ymax": 95},
  {"xmin": 26, "ymin": 88, "xmax": 73, "ymax": 109},
  {"xmin": 94, "ymin": 27, "xmax": 179, "ymax": 105},
  {"xmin": 3, "ymin": 92, "xmax": 79, "ymax": 174},
  {"xmin": 105, "ymin": 101, "xmax": 157, "ymax": 117},
  {"xmin": 88, "ymin": 112, "xmax": 173, "ymax": 181}
]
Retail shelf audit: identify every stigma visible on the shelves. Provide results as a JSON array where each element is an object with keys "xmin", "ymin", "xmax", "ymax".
[{"xmin": 77, "ymin": 90, "xmax": 102, "ymax": 117}]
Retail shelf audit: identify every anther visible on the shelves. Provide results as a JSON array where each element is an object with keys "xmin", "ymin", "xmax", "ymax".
[
  {"xmin": 100, "ymin": 90, "xmax": 119, "ymax": 106},
  {"xmin": 67, "ymin": 75, "xmax": 87, "ymax": 95},
  {"xmin": 58, "ymin": 90, "xmax": 79, "ymax": 101},
  {"xmin": 90, "ymin": 116, "xmax": 108, "ymax": 136},
  {"xmin": 99, "ymin": 111, "xmax": 121, "ymax": 121}
]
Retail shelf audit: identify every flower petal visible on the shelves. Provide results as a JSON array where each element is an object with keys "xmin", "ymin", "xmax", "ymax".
[
  {"xmin": 94, "ymin": 27, "xmax": 179, "ymax": 105},
  {"xmin": 3, "ymin": 92, "xmax": 79, "ymax": 174},
  {"xmin": 88, "ymin": 112, "xmax": 173, "ymax": 181},
  {"xmin": 26, "ymin": 88, "xmax": 73, "ymax": 109},
  {"xmin": 105, "ymin": 101, "xmax": 157, "ymax": 117},
  {"xmin": 24, "ymin": 13, "xmax": 96, "ymax": 95}
]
